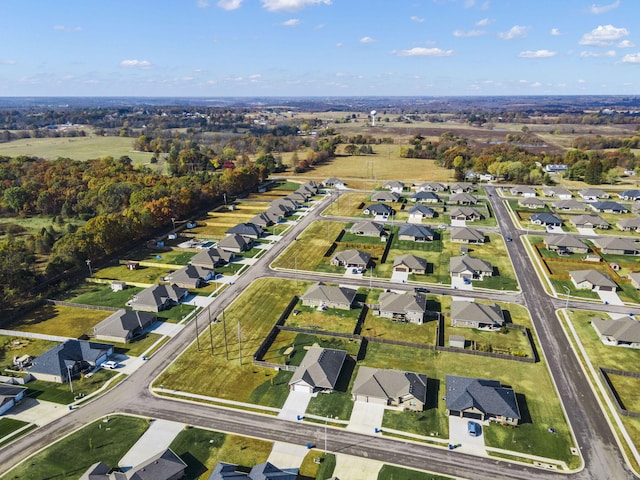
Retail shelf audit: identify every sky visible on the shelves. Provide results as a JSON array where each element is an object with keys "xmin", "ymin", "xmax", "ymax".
[{"xmin": 1, "ymin": 0, "xmax": 639, "ymax": 97}]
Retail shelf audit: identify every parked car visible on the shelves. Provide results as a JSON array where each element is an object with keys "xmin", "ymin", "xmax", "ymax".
[
  {"xmin": 101, "ymin": 360, "xmax": 119, "ymax": 369},
  {"xmin": 505, "ymin": 236, "xmax": 512, "ymax": 242},
  {"xmin": 468, "ymin": 421, "xmax": 481, "ymax": 437}
]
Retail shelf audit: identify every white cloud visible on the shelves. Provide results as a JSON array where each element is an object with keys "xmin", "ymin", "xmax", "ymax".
[
  {"xmin": 498, "ymin": 25, "xmax": 530, "ymax": 40},
  {"xmin": 197, "ymin": 0, "xmax": 209, "ymax": 7},
  {"xmin": 580, "ymin": 50, "xmax": 616, "ymax": 57},
  {"xmin": 393, "ymin": 47, "xmax": 455, "ymax": 57},
  {"xmin": 120, "ymin": 59, "xmax": 152, "ymax": 68},
  {"xmin": 260, "ymin": 0, "xmax": 331, "ymax": 12},
  {"xmin": 476, "ymin": 17, "xmax": 494, "ymax": 26},
  {"xmin": 530, "ymin": 82, "xmax": 542, "ymax": 88},
  {"xmin": 518, "ymin": 49, "xmax": 557, "ymax": 58},
  {"xmin": 217, "ymin": 0, "xmax": 242, "ymax": 10},
  {"xmin": 550, "ymin": 28, "xmax": 561, "ymax": 36},
  {"xmin": 622, "ymin": 53, "xmax": 640, "ymax": 63},
  {"xmin": 360, "ymin": 36, "xmax": 375, "ymax": 43},
  {"xmin": 587, "ymin": 0, "xmax": 620, "ymax": 14},
  {"xmin": 481, "ymin": 1, "xmax": 490, "ymax": 10},
  {"xmin": 579, "ymin": 24, "xmax": 629, "ymax": 46},
  {"xmin": 410, "ymin": 15, "xmax": 424, "ymax": 23},
  {"xmin": 618, "ymin": 40, "xmax": 636, "ymax": 48},
  {"xmin": 453, "ymin": 29, "xmax": 485, "ymax": 37},
  {"xmin": 53, "ymin": 25, "xmax": 81, "ymax": 32},
  {"xmin": 281, "ymin": 18, "xmax": 300, "ymax": 26},
  {"xmin": 464, "ymin": 0, "xmax": 475, "ymax": 8}
]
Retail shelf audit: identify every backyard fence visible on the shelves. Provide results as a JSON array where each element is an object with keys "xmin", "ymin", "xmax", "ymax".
[
  {"xmin": 45, "ymin": 299, "xmax": 119, "ymax": 312},
  {"xmin": 600, "ymin": 367, "xmax": 640, "ymax": 418}
]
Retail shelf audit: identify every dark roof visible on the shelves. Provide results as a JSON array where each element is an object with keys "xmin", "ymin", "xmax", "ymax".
[
  {"xmin": 209, "ymin": 462, "xmax": 297, "ymax": 480},
  {"xmin": 352, "ymin": 366, "xmax": 428, "ymax": 405},
  {"xmin": 364, "ymin": 203, "xmax": 393, "ymax": 215},
  {"xmin": 93, "ymin": 309, "xmax": 156, "ymax": 339},
  {"xmin": 80, "ymin": 449, "xmax": 186, "ymax": 480},
  {"xmin": 590, "ymin": 201, "xmax": 628, "ymax": 212},
  {"xmin": 398, "ymin": 224, "xmax": 434, "ymax": 239},
  {"xmin": 130, "ymin": 284, "xmax": 188, "ymax": 310},
  {"xmin": 411, "ymin": 191, "xmax": 439, "ymax": 201},
  {"xmin": 226, "ymin": 222, "xmax": 263, "ymax": 238},
  {"xmin": 531, "ymin": 212, "xmax": 562, "ymax": 225},
  {"xmin": 288, "ymin": 347, "xmax": 347, "ymax": 390},
  {"xmin": 408, "ymin": 204, "xmax": 435, "ymax": 216},
  {"xmin": 30, "ymin": 340, "xmax": 113, "ymax": 378},
  {"xmin": 446, "ymin": 375, "xmax": 521, "ymax": 419},
  {"xmin": 191, "ymin": 247, "xmax": 234, "ymax": 267}
]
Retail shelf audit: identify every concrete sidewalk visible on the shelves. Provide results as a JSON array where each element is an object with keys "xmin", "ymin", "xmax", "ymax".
[{"xmin": 118, "ymin": 419, "xmax": 184, "ymax": 469}]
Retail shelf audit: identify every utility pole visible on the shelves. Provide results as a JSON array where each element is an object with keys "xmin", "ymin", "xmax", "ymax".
[
  {"xmin": 222, "ymin": 310, "xmax": 229, "ymax": 360},
  {"xmin": 195, "ymin": 312, "xmax": 200, "ymax": 351},
  {"xmin": 208, "ymin": 307, "xmax": 214, "ymax": 356},
  {"xmin": 85, "ymin": 259, "xmax": 92, "ymax": 277},
  {"xmin": 237, "ymin": 321, "xmax": 242, "ymax": 365}
]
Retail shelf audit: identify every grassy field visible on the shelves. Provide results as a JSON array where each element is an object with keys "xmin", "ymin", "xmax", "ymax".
[
  {"xmin": 0, "ymin": 335, "xmax": 57, "ymax": 368},
  {"xmin": 155, "ymin": 278, "xmax": 314, "ymax": 406},
  {"xmin": 63, "ymin": 283, "xmax": 143, "ymax": 308},
  {"xmin": 322, "ymin": 192, "xmax": 371, "ymax": 217},
  {"xmin": 169, "ymin": 427, "xmax": 272, "ymax": 480},
  {"xmin": 377, "ymin": 465, "xmax": 454, "ymax": 480},
  {"xmin": 93, "ymin": 264, "xmax": 166, "ymax": 284},
  {"xmin": 261, "ymin": 331, "xmax": 361, "ymax": 366},
  {"xmin": 271, "ymin": 220, "xmax": 346, "ymax": 271},
  {"xmin": 283, "ymin": 301, "xmax": 362, "ymax": 335},
  {"xmin": 361, "ymin": 311, "xmax": 439, "ymax": 346},
  {"xmin": 26, "ymin": 368, "xmax": 120, "ymax": 404},
  {"xmin": 188, "ymin": 203, "xmax": 272, "ymax": 239},
  {"xmin": 0, "ymin": 415, "xmax": 149, "ymax": 480},
  {"xmin": 0, "ymin": 418, "xmax": 29, "ymax": 441},
  {"xmin": 0, "ymin": 134, "xmax": 159, "ymax": 166},
  {"xmin": 3, "ymin": 304, "xmax": 110, "ymax": 338},
  {"xmin": 609, "ymin": 374, "xmax": 640, "ymax": 412},
  {"xmin": 123, "ymin": 248, "xmax": 197, "ymax": 265}
]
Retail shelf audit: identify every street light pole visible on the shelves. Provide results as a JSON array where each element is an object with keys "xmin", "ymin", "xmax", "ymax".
[
  {"xmin": 66, "ymin": 364, "xmax": 73, "ymax": 393},
  {"xmin": 564, "ymin": 286, "xmax": 570, "ymax": 311},
  {"xmin": 85, "ymin": 259, "xmax": 92, "ymax": 277},
  {"xmin": 171, "ymin": 217, "xmax": 176, "ymax": 233}
]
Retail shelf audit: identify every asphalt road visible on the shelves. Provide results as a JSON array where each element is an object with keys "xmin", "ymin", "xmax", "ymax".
[{"xmin": 0, "ymin": 189, "xmax": 637, "ymax": 479}]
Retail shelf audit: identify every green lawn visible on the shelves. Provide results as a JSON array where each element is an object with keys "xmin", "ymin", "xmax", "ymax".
[
  {"xmin": 123, "ymin": 248, "xmax": 196, "ymax": 265},
  {"xmin": 0, "ymin": 419, "xmax": 29, "ymax": 440},
  {"xmin": 262, "ymin": 331, "xmax": 361, "ymax": 366},
  {"xmin": 26, "ymin": 368, "xmax": 120, "ymax": 404},
  {"xmin": 155, "ymin": 278, "xmax": 313, "ymax": 406},
  {"xmin": 377, "ymin": 465, "xmax": 454, "ymax": 480},
  {"xmin": 94, "ymin": 264, "xmax": 166, "ymax": 284},
  {"xmin": 608, "ymin": 374, "xmax": 640, "ymax": 412},
  {"xmin": 3, "ymin": 304, "xmax": 110, "ymax": 339},
  {"xmin": 65, "ymin": 283, "xmax": 143, "ymax": 308},
  {"xmin": 361, "ymin": 311, "xmax": 438, "ymax": 346},
  {"xmin": 110, "ymin": 332, "xmax": 164, "ymax": 357},
  {"xmin": 0, "ymin": 335, "xmax": 57, "ymax": 369},
  {"xmin": 322, "ymin": 192, "xmax": 371, "ymax": 217},
  {"xmin": 0, "ymin": 415, "xmax": 150, "ymax": 480},
  {"xmin": 283, "ymin": 301, "xmax": 361, "ymax": 335}
]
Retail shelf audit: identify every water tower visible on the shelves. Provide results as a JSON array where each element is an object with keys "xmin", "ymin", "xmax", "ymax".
[{"xmin": 370, "ymin": 110, "xmax": 377, "ymax": 127}]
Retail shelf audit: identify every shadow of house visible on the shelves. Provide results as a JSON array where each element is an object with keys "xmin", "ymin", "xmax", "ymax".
[
  {"xmin": 425, "ymin": 378, "xmax": 441, "ymax": 410},
  {"xmin": 333, "ymin": 356, "xmax": 356, "ymax": 393},
  {"xmin": 515, "ymin": 393, "xmax": 532, "ymax": 424}
]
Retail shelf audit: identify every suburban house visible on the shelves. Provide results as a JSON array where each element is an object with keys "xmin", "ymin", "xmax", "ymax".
[
  {"xmin": 544, "ymin": 235, "xmax": 589, "ymax": 254},
  {"xmin": 397, "ymin": 224, "xmax": 435, "ymax": 242},
  {"xmin": 590, "ymin": 201, "xmax": 628, "ymax": 214},
  {"xmin": 383, "ymin": 180, "xmax": 405, "ymax": 193},
  {"xmin": 288, "ymin": 191, "xmax": 308, "ymax": 204},
  {"xmin": 410, "ymin": 191, "xmax": 440, "ymax": 203},
  {"xmin": 93, "ymin": 309, "xmax": 156, "ymax": 343},
  {"xmin": 449, "ymin": 192, "xmax": 478, "ymax": 205},
  {"xmin": 450, "ymin": 182, "xmax": 474, "ymax": 193},
  {"xmin": 570, "ymin": 214, "xmax": 610, "ymax": 230},
  {"xmin": 591, "ymin": 317, "xmax": 640, "ymax": 348},
  {"xmin": 393, "ymin": 254, "xmax": 428, "ymax": 274},
  {"xmin": 554, "ymin": 199, "xmax": 587, "ymax": 211},
  {"xmin": 371, "ymin": 191, "xmax": 400, "ymax": 203},
  {"xmin": 415, "ymin": 182, "xmax": 446, "ymax": 192},
  {"xmin": 288, "ymin": 347, "xmax": 347, "ymax": 393},
  {"xmin": 80, "ymin": 449, "xmax": 187, "ymax": 480},
  {"xmin": 620, "ymin": 190, "xmax": 640, "ymax": 201},
  {"xmin": 167, "ymin": 264, "xmax": 215, "ymax": 289},
  {"xmin": 209, "ymin": 462, "xmax": 297, "ymax": 480},
  {"xmin": 323, "ymin": 177, "xmax": 345, "ymax": 189},
  {"xmin": 29, "ymin": 340, "xmax": 114, "ymax": 383},
  {"xmin": 451, "ymin": 301, "xmax": 505, "ymax": 329},
  {"xmin": 250, "ymin": 211, "xmax": 281, "ymax": 228},
  {"xmin": 579, "ymin": 188, "xmax": 609, "ymax": 201},
  {"xmin": 377, "ymin": 292, "xmax": 428, "ymax": 324},
  {"xmin": 408, "ymin": 205, "xmax": 436, "ymax": 223},
  {"xmin": 363, "ymin": 203, "xmax": 394, "ymax": 217},
  {"xmin": 544, "ymin": 164, "xmax": 568, "ymax": 174},
  {"xmin": 190, "ymin": 248, "xmax": 234, "ymax": 268},
  {"xmin": 349, "ymin": 221, "xmax": 385, "ymax": 238},
  {"xmin": 301, "ymin": 282, "xmax": 357, "ymax": 310},
  {"xmin": 226, "ymin": 222, "xmax": 263, "ymax": 239},
  {"xmin": 449, "ymin": 256, "xmax": 493, "ymax": 280},
  {"xmin": 450, "ymin": 226, "xmax": 485, "ymax": 244},
  {"xmin": 449, "ymin": 206, "xmax": 483, "ymax": 221},
  {"xmin": 593, "ymin": 237, "xmax": 640, "ymax": 255},
  {"xmin": 446, "ymin": 375, "xmax": 521, "ymax": 426},
  {"xmin": 218, "ymin": 233, "xmax": 251, "ymax": 253},
  {"xmin": 271, "ymin": 198, "xmax": 297, "ymax": 216},
  {"xmin": 130, "ymin": 284, "xmax": 188, "ymax": 312},
  {"xmin": 570, "ymin": 270, "xmax": 617, "ymax": 292},
  {"xmin": 542, "ymin": 187, "xmax": 572, "ymax": 199},
  {"xmin": 0, "ymin": 384, "xmax": 27, "ymax": 415},
  {"xmin": 351, "ymin": 366, "xmax": 428, "ymax": 412},
  {"xmin": 511, "ymin": 186, "xmax": 537, "ymax": 197},
  {"xmin": 530, "ymin": 212, "xmax": 562, "ymax": 227},
  {"xmin": 518, "ymin": 197, "xmax": 545, "ymax": 209},
  {"xmin": 617, "ymin": 216, "xmax": 640, "ymax": 232},
  {"xmin": 330, "ymin": 249, "xmax": 371, "ymax": 269}
]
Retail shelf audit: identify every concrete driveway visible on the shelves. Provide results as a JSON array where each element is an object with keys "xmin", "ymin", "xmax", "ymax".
[
  {"xmin": 577, "ymin": 227, "xmax": 596, "ymax": 235},
  {"xmin": 6, "ymin": 397, "xmax": 68, "ymax": 426},
  {"xmin": 119, "ymin": 419, "xmax": 184, "ymax": 469},
  {"xmin": 333, "ymin": 453, "xmax": 383, "ymax": 480},
  {"xmin": 448, "ymin": 416, "xmax": 487, "ymax": 456},
  {"xmin": 346, "ymin": 401, "xmax": 385, "ymax": 434},
  {"xmin": 267, "ymin": 442, "xmax": 309, "ymax": 469},
  {"xmin": 598, "ymin": 290, "xmax": 624, "ymax": 306},
  {"xmin": 151, "ymin": 321, "xmax": 184, "ymax": 337},
  {"xmin": 278, "ymin": 390, "xmax": 313, "ymax": 421},
  {"xmin": 390, "ymin": 270, "xmax": 409, "ymax": 283},
  {"xmin": 183, "ymin": 294, "xmax": 214, "ymax": 308},
  {"xmin": 451, "ymin": 219, "xmax": 467, "ymax": 227},
  {"xmin": 451, "ymin": 277, "xmax": 473, "ymax": 291}
]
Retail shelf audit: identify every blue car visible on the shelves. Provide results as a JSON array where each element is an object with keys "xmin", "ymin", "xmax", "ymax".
[{"xmin": 468, "ymin": 421, "xmax": 481, "ymax": 437}]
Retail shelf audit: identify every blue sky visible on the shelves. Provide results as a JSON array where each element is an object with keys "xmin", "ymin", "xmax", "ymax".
[{"xmin": 1, "ymin": 0, "xmax": 639, "ymax": 96}]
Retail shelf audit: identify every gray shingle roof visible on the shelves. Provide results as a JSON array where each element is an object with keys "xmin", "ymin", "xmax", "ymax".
[
  {"xmin": 553, "ymin": 199, "xmax": 585, "ymax": 210},
  {"xmin": 364, "ymin": 203, "xmax": 393, "ymax": 215},
  {"xmin": 226, "ymin": 222, "xmax": 263, "ymax": 238},
  {"xmin": 371, "ymin": 191, "xmax": 400, "ymax": 202},
  {"xmin": 398, "ymin": 224, "xmax": 434, "ymax": 240},
  {"xmin": 30, "ymin": 340, "xmax": 113, "ymax": 378},
  {"xmin": 218, "ymin": 233, "xmax": 250, "ymax": 252},
  {"xmin": 93, "ymin": 309, "xmax": 156, "ymax": 340},
  {"xmin": 446, "ymin": 375, "xmax": 521, "ymax": 419},
  {"xmin": 190, "ymin": 248, "xmax": 234, "ymax": 267},
  {"xmin": 411, "ymin": 191, "xmax": 439, "ymax": 202},
  {"xmin": 130, "ymin": 284, "xmax": 188, "ymax": 310},
  {"xmin": 352, "ymin": 366, "xmax": 428, "ymax": 405},
  {"xmin": 570, "ymin": 269, "xmax": 617, "ymax": 288},
  {"xmin": 590, "ymin": 201, "xmax": 628, "ymax": 213},
  {"xmin": 570, "ymin": 214, "xmax": 610, "ymax": 228},
  {"xmin": 593, "ymin": 237, "xmax": 640, "ymax": 253},
  {"xmin": 592, "ymin": 317, "xmax": 640, "ymax": 343},
  {"xmin": 449, "ymin": 192, "xmax": 478, "ymax": 204},
  {"xmin": 393, "ymin": 254, "xmax": 428, "ymax": 271},
  {"xmin": 408, "ymin": 204, "xmax": 435, "ymax": 216},
  {"xmin": 450, "ymin": 227, "xmax": 485, "ymax": 242},
  {"xmin": 379, "ymin": 292, "xmax": 427, "ymax": 314},
  {"xmin": 289, "ymin": 347, "xmax": 347, "ymax": 391},
  {"xmin": 451, "ymin": 301, "xmax": 504, "ymax": 327},
  {"xmin": 530, "ymin": 212, "xmax": 562, "ymax": 225},
  {"xmin": 449, "ymin": 255, "xmax": 493, "ymax": 274},
  {"xmin": 331, "ymin": 249, "xmax": 371, "ymax": 266},
  {"xmin": 544, "ymin": 235, "xmax": 587, "ymax": 249},
  {"xmin": 449, "ymin": 206, "xmax": 482, "ymax": 219},
  {"xmin": 81, "ymin": 449, "xmax": 186, "ymax": 480},
  {"xmin": 302, "ymin": 282, "xmax": 357, "ymax": 306},
  {"xmin": 350, "ymin": 221, "xmax": 385, "ymax": 236}
]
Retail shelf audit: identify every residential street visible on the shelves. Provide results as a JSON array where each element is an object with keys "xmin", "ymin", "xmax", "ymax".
[{"xmin": 0, "ymin": 189, "xmax": 638, "ymax": 479}]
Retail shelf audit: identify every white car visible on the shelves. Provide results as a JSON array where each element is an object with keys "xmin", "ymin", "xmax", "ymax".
[{"xmin": 101, "ymin": 360, "xmax": 119, "ymax": 369}]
